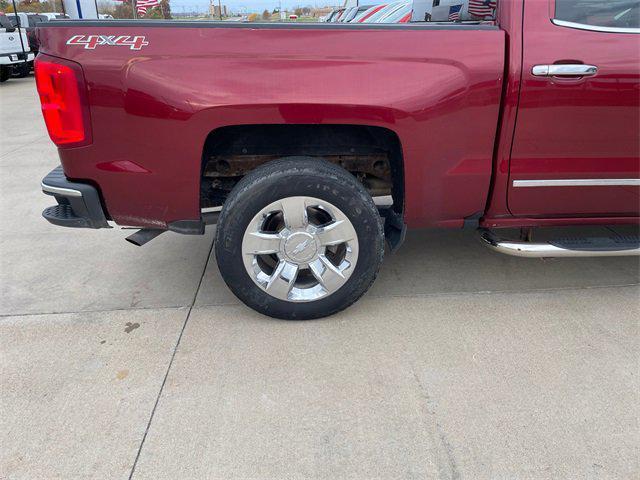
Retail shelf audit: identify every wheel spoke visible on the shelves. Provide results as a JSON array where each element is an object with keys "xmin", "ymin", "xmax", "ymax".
[
  {"xmin": 309, "ymin": 255, "xmax": 347, "ymax": 293},
  {"xmin": 265, "ymin": 260, "xmax": 299, "ymax": 300},
  {"xmin": 280, "ymin": 197, "xmax": 308, "ymax": 230},
  {"xmin": 243, "ymin": 232, "xmax": 281, "ymax": 255},
  {"xmin": 316, "ymin": 219, "xmax": 355, "ymax": 246}
]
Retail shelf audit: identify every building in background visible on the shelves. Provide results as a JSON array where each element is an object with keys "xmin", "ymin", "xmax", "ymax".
[
  {"xmin": 312, "ymin": 7, "xmax": 333, "ymax": 18},
  {"xmin": 209, "ymin": 1, "xmax": 227, "ymax": 17}
]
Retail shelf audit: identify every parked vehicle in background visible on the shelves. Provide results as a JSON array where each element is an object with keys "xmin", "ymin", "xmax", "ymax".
[
  {"xmin": 342, "ymin": 5, "xmax": 373, "ymax": 22},
  {"xmin": 25, "ymin": 14, "xmax": 48, "ymax": 55},
  {"xmin": 361, "ymin": 1, "xmax": 404, "ymax": 22},
  {"xmin": 324, "ymin": 10, "xmax": 338, "ymax": 22},
  {"xmin": 336, "ymin": 7, "xmax": 352, "ymax": 22},
  {"xmin": 7, "ymin": 13, "xmax": 48, "ymax": 56},
  {"xmin": 397, "ymin": 11, "xmax": 412, "ymax": 22},
  {"xmin": 330, "ymin": 8, "xmax": 346, "ymax": 22},
  {"xmin": 0, "ymin": 12, "xmax": 34, "ymax": 82},
  {"xmin": 35, "ymin": 0, "xmax": 640, "ymax": 319},
  {"xmin": 375, "ymin": 2, "xmax": 412, "ymax": 22},
  {"xmin": 353, "ymin": 4, "xmax": 387, "ymax": 22},
  {"xmin": 39, "ymin": 13, "xmax": 70, "ymax": 21}
]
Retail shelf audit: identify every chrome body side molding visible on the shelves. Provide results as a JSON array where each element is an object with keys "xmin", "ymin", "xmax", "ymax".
[
  {"xmin": 513, "ymin": 179, "xmax": 640, "ymax": 188},
  {"xmin": 551, "ymin": 19, "xmax": 640, "ymax": 35}
]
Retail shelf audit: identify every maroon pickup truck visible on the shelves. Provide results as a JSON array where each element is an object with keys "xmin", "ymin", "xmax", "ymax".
[{"xmin": 36, "ymin": 0, "xmax": 639, "ymax": 319}]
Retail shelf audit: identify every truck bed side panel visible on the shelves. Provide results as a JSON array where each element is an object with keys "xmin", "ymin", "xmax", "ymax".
[{"xmin": 38, "ymin": 23, "xmax": 505, "ymax": 229}]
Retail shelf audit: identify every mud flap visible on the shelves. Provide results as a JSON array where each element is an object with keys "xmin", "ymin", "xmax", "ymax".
[{"xmin": 380, "ymin": 208, "xmax": 406, "ymax": 253}]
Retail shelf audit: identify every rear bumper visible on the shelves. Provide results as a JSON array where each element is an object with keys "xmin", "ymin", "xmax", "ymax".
[
  {"xmin": 0, "ymin": 52, "xmax": 35, "ymax": 65},
  {"xmin": 41, "ymin": 166, "xmax": 110, "ymax": 229}
]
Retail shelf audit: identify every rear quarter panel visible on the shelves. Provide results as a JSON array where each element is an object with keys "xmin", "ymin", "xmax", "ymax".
[{"xmin": 38, "ymin": 23, "xmax": 504, "ymax": 229}]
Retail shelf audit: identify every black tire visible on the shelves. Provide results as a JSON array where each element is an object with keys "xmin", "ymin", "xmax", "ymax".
[
  {"xmin": 0, "ymin": 66, "xmax": 9, "ymax": 83},
  {"xmin": 16, "ymin": 62, "xmax": 30, "ymax": 78},
  {"xmin": 215, "ymin": 156, "xmax": 384, "ymax": 320}
]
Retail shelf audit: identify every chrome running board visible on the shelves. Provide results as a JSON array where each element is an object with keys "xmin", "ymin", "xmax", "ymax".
[{"xmin": 478, "ymin": 229, "xmax": 640, "ymax": 258}]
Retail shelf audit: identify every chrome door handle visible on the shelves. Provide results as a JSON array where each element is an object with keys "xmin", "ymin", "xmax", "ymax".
[{"xmin": 532, "ymin": 64, "xmax": 598, "ymax": 77}]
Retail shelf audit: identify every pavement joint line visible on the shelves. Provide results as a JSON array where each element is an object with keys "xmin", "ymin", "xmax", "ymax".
[
  {"xmin": 0, "ymin": 304, "xmax": 193, "ymax": 319},
  {"xmin": 0, "ymin": 135, "xmax": 49, "ymax": 160},
  {"xmin": 127, "ymin": 237, "xmax": 215, "ymax": 480},
  {"xmin": 191, "ymin": 282, "xmax": 640, "ymax": 308},
  {"xmin": 367, "ymin": 282, "xmax": 640, "ymax": 300},
  {"xmin": 2, "ymin": 282, "xmax": 637, "ymax": 319}
]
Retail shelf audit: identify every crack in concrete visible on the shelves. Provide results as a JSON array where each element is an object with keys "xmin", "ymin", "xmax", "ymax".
[
  {"xmin": 411, "ymin": 370, "xmax": 461, "ymax": 480},
  {"xmin": 0, "ymin": 135, "xmax": 49, "ymax": 160}
]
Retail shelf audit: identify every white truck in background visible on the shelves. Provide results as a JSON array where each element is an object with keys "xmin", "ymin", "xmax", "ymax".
[{"xmin": 0, "ymin": 12, "xmax": 34, "ymax": 82}]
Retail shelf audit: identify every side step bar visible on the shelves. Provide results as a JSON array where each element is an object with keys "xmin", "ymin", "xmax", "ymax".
[{"xmin": 478, "ymin": 228, "xmax": 640, "ymax": 258}]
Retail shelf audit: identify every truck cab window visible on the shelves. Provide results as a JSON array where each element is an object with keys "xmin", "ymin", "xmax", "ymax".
[
  {"xmin": 0, "ymin": 15, "xmax": 13, "ymax": 30},
  {"xmin": 555, "ymin": 0, "xmax": 639, "ymax": 30}
]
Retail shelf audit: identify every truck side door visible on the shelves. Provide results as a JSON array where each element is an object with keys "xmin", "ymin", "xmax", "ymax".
[{"xmin": 508, "ymin": 0, "xmax": 639, "ymax": 217}]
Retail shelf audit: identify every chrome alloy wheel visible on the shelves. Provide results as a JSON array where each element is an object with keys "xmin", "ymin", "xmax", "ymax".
[{"xmin": 241, "ymin": 196, "xmax": 359, "ymax": 302}]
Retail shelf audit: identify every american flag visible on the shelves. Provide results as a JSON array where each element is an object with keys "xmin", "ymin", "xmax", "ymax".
[
  {"xmin": 468, "ymin": 0, "xmax": 497, "ymax": 19},
  {"xmin": 448, "ymin": 4, "xmax": 462, "ymax": 21},
  {"xmin": 135, "ymin": 0, "xmax": 159, "ymax": 16}
]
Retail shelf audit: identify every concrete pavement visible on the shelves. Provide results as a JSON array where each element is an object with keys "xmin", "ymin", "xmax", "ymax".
[{"xmin": 1, "ymin": 77, "xmax": 639, "ymax": 479}]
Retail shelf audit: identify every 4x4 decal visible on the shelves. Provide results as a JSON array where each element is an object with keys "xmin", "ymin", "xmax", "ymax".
[{"xmin": 66, "ymin": 35, "xmax": 149, "ymax": 51}]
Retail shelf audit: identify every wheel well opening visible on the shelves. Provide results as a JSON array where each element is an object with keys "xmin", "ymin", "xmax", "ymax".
[{"xmin": 200, "ymin": 124, "xmax": 404, "ymax": 214}]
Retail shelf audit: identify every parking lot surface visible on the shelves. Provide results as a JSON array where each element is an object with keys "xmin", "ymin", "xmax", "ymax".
[{"xmin": 1, "ymin": 77, "xmax": 639, "ymax": 479}]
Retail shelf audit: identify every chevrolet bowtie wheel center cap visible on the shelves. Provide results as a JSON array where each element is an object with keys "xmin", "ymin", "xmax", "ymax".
[{"xmin": 283, "ymin": 232, "xmax": 318, "ymax": 264}]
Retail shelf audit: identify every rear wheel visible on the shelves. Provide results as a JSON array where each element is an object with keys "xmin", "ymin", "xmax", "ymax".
[{"xmin": 215, "ymin": 157, "xmax": 384, "ymax": 319}]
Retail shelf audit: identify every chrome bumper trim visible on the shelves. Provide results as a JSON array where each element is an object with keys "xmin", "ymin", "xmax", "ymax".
[{"xmin": 41, "ymin": 181, "xmax": 83, "ymax": 197}]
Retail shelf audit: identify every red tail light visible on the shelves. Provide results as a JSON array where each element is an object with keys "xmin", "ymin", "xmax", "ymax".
[{"xmin": 35, "ymin": 55, "xmax": 91, "ymax": 147}]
